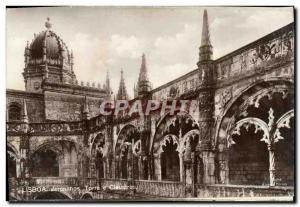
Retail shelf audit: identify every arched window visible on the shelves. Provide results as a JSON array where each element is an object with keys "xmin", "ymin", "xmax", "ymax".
[{"xmin": 8, "ymin": 103, "xmax": 21, "ymax": 121}]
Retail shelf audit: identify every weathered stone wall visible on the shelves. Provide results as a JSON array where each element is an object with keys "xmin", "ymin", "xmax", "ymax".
[
  {"xmin": 6, "ymin": 90, "xmax": 45, "ymax": 122},
  {"xmin": 44, "ymin": 91, "xmax": 102, "ymax": 121}
]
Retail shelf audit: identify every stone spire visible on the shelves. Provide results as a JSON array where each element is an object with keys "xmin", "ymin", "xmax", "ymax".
[
  {"xmin": 106, "ymin": 70, "xmax": 111, "ymax": 92},
  {"xmin": 137, "ymin": 53, "xmax": 152, "ymax": 96},
  {"xmin": 117, "ymin": 69, "xmax": 129, "ymax": 100},
  {"xmin": 198, "ymin": 9, "xmax": 213, "ymax": 65},
  {"xmin": 24, "ymin": 41, "xmax": 30, "ymax": 67},
  {"xmin": 104, "ymin": 70, "xmax": 112, "ymax": 100}
]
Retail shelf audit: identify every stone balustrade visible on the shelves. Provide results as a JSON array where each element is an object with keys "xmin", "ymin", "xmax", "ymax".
[
  {"xmin": 215, "ymin": 23, "xmax": 294, "ymax": 82},
  {"xmin": 195, "ymin": 184, "xmax": 294, "ymax": 198},
  {"xmin": 135, "ymin": 180, "xmax": 185, "ymax": 198},
  {"xmin": 100, "ymin": 178, "xmax": 130, "ymax": 189},
  {"xmin": 33, "ymin": 177, "xmax": 79, "ymax": 186},
  {"xmin": 7, "ymin": 121, "xmax": 84, "ymax": 135},
  {"xmin": 8, "ymin": 177, "xmax": 294, "ymax": 199}
]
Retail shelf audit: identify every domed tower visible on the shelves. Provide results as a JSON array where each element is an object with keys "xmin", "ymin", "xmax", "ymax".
[{"xmin": 23, "ymin": 18, "xmax": 77, "ymax": 93}]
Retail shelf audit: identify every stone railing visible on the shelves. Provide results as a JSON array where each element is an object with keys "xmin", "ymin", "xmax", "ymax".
[
  {"xmin": 134, "ymin": 180, "xmax": 185, "ymax": 198},
  {"xmin": 9, "ymin": 177, "xmax": 294, "ymax": 200},
  {"xmin": 30, "ymin": 177, "xmax": 79, "ymax": 186},
  {"xmin": 9, "ymin": 177, "xmax": 100, "ymax": 189},
  {"xmin": 100, "ymin": 178, "xmax": 130, "ymax": 189},
  {"xmin": 29, "ymin": 122, "xmax": 84, "ymax": 135},
  {"xmin": 6, "ymin": 122, "xmax": 26, "ymax": 134},
  {"xmin": 215, "ymin": 23, "xmax": 294, "ymax": 82},
  {"xmin": 8, "ymin": 177, "xmax": 80, "ymax": 192},
  {"xmin": 6, "ymin": 121, "xmax": 84, "ymax": 135},
  {"xmin": 195, "ymin": 184, "xmax": 294, "ymax": 198},
  {"xmin": 79, "ymin": 177, "xmax": 98, "ymax": 187}
]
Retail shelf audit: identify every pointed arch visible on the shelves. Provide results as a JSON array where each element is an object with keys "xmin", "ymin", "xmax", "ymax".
[
  {"xmin": 215, "ymin": 79, "xmax": 294, "ymax": 148},
  {"xmin": 152, "ymin": 112, "xmax": 199, "ymax": 154}
]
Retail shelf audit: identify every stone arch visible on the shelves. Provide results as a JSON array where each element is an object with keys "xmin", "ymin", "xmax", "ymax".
[
  {"xmin": 152, "ymin": 112, "xmax": 200, "ymax": 182},
  {"xmin": 29, "ymin": 138, "xmax": 79, "ymax": 158},
  {"xmin": 7, "ymin": 143, "xmax": 20, "ymax": 160},
  {"xmin": 9, "ymin": 191, "xmax": 23, "ymax": 201},
  {"xmin": 115, "ymin": 124, "xmax": 140, "ymax": 156},
  {"xmin": 33, "ymin": 191, "xmax": 72, "ymax": 200},
  {"xmin": 30, "ymin": 148, "xmax": 60, "ymax": 177},
  {"xmin": 90, "ymin": 132, "xmax": 105, "ymax": 179},
  {"xmin": 215, "ymin": 78, "xmax": 293, "ymax": 147},
  {"xmin": 80, "ymin": 192, "xmax": 93, "ymax": 199},
  {"xmin": 159, "ymin": 134, "xmax": 180, "ymax": 181},
  {"xmin": 274, "ymin": 109, "xmax": 294, "ymax": 186},
  {"xmin": 29, "ymin": 140, "xmax": 78, "ymax": 177},
  {"xmin": 157, "ymin": 134, "xmax": 180, "ymax": 155},
  {"xmin": 152, "ymin": 112, "xmax": 199, "ymax": 154},
  {"xmin": 90, "ymin": 132, "xmax": 105, "ymax": 156},
  {"xmin": 181, "ymin": 129, "xmax": 200, "ymax": 153},
  {"xmin": 114, "ymin": 124, "xmax": 140, "ymax": 179},
  {"xmin": 30, "ymin": 141, "xmax": 63, "ymax": 158},
  {"xmin": 7, "ymin": 102, "xmax": 22, "ymax": 121},
  {"xmin": 7, "ymin": 144, "xmax": 19, "ymax": 178},
  {"xmin": 215, "ymin": 79, "xmax": 294, "ymax": 186}
]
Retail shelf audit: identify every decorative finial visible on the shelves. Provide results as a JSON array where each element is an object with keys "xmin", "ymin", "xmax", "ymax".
[
  {"xmin": 201, "ymin": 10, "xmax": 211, "ymax": 47},
  {"xmin": 137, "ymin": 53, "xmax": 151, "ymax": 95},
  {"xmin": 197, "ymin": 9, "xmax": 213, "ymax": 64},
  {"xmin": 117, "ymin": 68, "xmax": 129, "ymax": 100},
  {"xmin": 45, "ymin": 17, "xmax": 52, "ymax": 30}
]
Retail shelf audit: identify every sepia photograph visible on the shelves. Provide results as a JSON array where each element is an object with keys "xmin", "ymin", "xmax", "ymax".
[{"xmin": 5, "ymin": 6, "xmax": 295, "ymax": 202}]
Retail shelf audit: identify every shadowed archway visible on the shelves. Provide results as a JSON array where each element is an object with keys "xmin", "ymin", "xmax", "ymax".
[
  {"xmin": 31, "ymin": 149, "xmax": 59, "ymax": 177},
  {"xmin": 35, "ymin": 191, "xmax": 71, "ymax": 200}
]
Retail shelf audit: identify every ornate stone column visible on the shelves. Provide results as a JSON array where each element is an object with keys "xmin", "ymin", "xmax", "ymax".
[
  {"xmin": 107, "ymin": 154, "xmax": 113, "ymax": 178},
  {"xmin": 19, "ymin": 100, "xmax": 30, "ymax": 178},
  {"xmin": 103, "ymin": 157, "xmax": 107, "ymax": 179},
  {"xmin": 20, "ymin": 136, "xmax": 30, "ymax": 178},
  {"xmin": 191, "ymin": 152, "xmax": 197, "ymax": 197},
  {"xmin": 268, "ymin": 144, "xmax": 276, "ymax": 186},
  {"xmin": 16, "ymin": 159, "xmax": 21, "ymax": 178},
  {"xmin": 153, "ymin": 153, "xmax": 161, "ymax": 180},
  {"xmin": 197, "ymin": 10, "xmax": 216, "ymax": 185},
  {"xmin": 90, "ymin": 157, "xmax": 96, "ymax": 178},
  {"xmin": 115, "ymin": 156, "xmax": 120, "ymax": 179},
  {"xmin": 105, "ymin": 117, "xmax": 114, "ymax": 178},
  {"xmin": 139, "ymin": 129, "xmax": 150, "ymax": 180},
  {"xmin": 184, "ymin": 139, "xmax": 192, "ymax": 185},
  {"xmin": 112, "ymin": 157, "xmax": 116, "ymax": 179},
  {"xmin": 217, "ymin": 148, "xmax": 229, "ymax": 184},
  {"xmin": 81, "ymin": 96, "xmax": 91, "ymax": 179},
  {"xmin": 127, "ymin": 145, "xmax": 133, "ymax": 181},
  {"xmin": 179, "ymin": 152, "xmax": 184, "ymax": 182}
]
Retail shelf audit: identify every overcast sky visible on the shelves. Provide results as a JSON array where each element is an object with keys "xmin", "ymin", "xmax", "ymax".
[{"xmin": 6, "ymin": 7, "xmax": 293, "ymax": 97}]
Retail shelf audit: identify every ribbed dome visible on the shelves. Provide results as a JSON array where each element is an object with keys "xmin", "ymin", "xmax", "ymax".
[
  {"xmin": 23, "ymin": 18, "xmax": 77, "ymax": 86},
  {"xmin": 30, "ymin": 30, "xmax": 70, "ymax": 61}
]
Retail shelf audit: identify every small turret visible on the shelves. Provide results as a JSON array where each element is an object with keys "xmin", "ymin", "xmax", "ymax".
[
  {"xmin": 116, "ymin": 69, "xmax": 129, "ymax": 100},
  {"xmin": 137, "ymin": 53, "xmax": 152, "ymax": 96},
  {"xmin": 105, "ymin": 70, "xmax": 112, "ymax": 99},
  {"xmin": 197, "ymin": 9, "xmax": 213, "ymax": 66}
]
